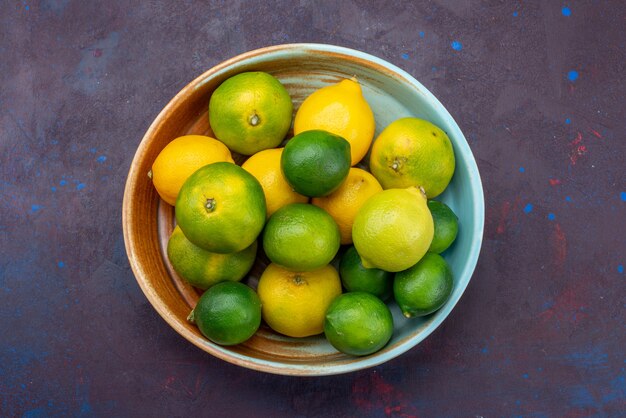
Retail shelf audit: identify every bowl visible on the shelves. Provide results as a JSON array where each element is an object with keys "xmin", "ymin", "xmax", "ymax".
[{"xmin": 122, "ymin": 43, "xmax": 484, "ymax": 376}]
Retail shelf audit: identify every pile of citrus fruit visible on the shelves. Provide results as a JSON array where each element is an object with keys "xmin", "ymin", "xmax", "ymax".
[{"xmin": 150, "ymin": 71, "xmax": 460, "ymax": 356}]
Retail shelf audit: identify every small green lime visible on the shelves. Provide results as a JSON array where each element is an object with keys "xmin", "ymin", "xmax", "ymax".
[
  {"xmin": 393, "ymin": 253, "xmax": 453, "ymax": 318},
  {"xmin": 338, "ymin": 246, "xmax": 393, "ymax": 300},
  {"xmin": 262, "ymin": 203, "xmax": 340, "ymax": 272},
  {"xmin": 167, "ymin": 226, "xmax": 257, "ymax": 290},
  {"xmin": 281, "ymin": 130, "xmax": 351, "ymax": 197},
  {"xmin": 324, "ymin": 292, "xmax": 394, "ymax": 356},
  {"xmin": 188, "ymin": 281, "xmax": 261, "ymax": 345},
  {"xmin": 427, "ymin": 200, "xmax": 459, "ymax": 253}
]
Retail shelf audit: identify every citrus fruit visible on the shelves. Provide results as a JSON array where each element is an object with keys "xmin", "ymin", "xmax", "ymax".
[
  {"xmin": 175, "ymin": 162, "xmax": 266, "ymax": 253},
  {"xmin": 188, "ymin": 281, "xmax": 262, "ymax": 345},
  {"xmin": 167, "ymin": 226, "xmax": 257, "ymax": 290},
  {"xmin": 241, "ymin": 148, "xmax": 308, "ymax": 217},
  {"xmin": 339, "ymin": 246, "xmax": 393, "ymax": 300},
  {"xmin": 257, "ymin": 263, "xmax": 342, "ymax": 338},
  {"xmin": 312, "ymin": 168, "xmax": 382, "ymax": 244},
  {"xmin": 262, "ymin": 203, "xmax": 340, "ymax": 271},
  {"xmin": 281, "ymin": 130, "xmax": 351, "ymax": 197},
  {"xmin": 324, "ymin": 292, "xmax": 393, "ymax": 356},
  {"xmin": 428, "ymin": 200, "xmax": 459, "ymax": 253},
  {"xmin": 393, "ymin": 252, "xmax": 454, "ymax": 318},
  {"xmin": 149, "ymin": 135, "xmax": 234, "ymax": 205},
  {"xmin": 369, "ymin": 117, "xmax": 455, "ymax": 198},
  {"xmin": 294, "ymin": 78, "xmax": 375, "ymax": 165},
  {"xmin": 352, "ymin": 187, "xmax": 434, "ymax": 272},
  {"xmin": 208, "ymin": 71, "xmax": 293, "ymax": 155}
]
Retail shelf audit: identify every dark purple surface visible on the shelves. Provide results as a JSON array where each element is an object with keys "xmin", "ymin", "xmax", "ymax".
[{"xmin": 1, "ymin": 1, "xmax": 625, "ymax": 417}]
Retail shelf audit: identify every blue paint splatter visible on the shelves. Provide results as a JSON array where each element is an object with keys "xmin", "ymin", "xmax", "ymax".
[
  {"xmin": 522, "ymin": 373, "xmax": 529, "ymax": 379},
  {"xmin": 31, "ymin": 204, "xmax": 42, "ymax": 212},
  {"xmin": 519, "ymin": 166, "xmax": 525, "ymax": 173},
  {"xmin": 97, "ymin": 155, "xmax": 107, "ymax": 163},
  {"xmin": 89, "ymin": 147, "xmax": 97, "ymax": 154},
  {"xmin": 565, "ymin": 118, "xmax": 571, "ymax": 124},
  {"xmin": 618, "ymin": 265, "xmax": 624, "ymax": 274},
  {"xmin": 25, "ymin": 5, "xmax": 30, "ymax": 11},
  {"xmin": 620, "ymin": 191, "xmax": 626, "ymax": 201},
  {"xmin": 80, "ymin": 401, "xmax": 93, "ymax": 415},
  {"xmin": 451, "ymin": 40, "xmax": 463, "ymax": 51},
  {"xmin": 22, "ymin": 408, "xmax": 47, "ymax": 418},
  {"xmin": 431, "ymin": 66, "xmax": 437, "ymax": 72},
  {"xmin": 401, "ymin": 53, "xmax": 409, "ymax": 60},
  {"xmin": 76, "ymin": 183, "xmax": 86, "ymax": 191},
  {"xmin": 51, "ymin": 186, "xmax": 57, "ymax": 192},
  {"xmin": 419, "ymin": 31, "xmax": 425, "ymax": 38},
  {"xmin": 481, "ymin": 347, "xmax": 489, "ymax": 354},
  {"xmin": 548, "ymin": 213, "xmax": 555, "ymax": 220},
  {"xmin": 562, "ymin": 6, "xmax": 571, "ymax": 16},
  {"xmin": 60, "ymin": 179, "xmax": 67, "ymax": 186},
  {"xmin": 565, "ymin": 347, "xmax": 608, "ymax": 368},
  {"xmin": 58, "ymin": 261, "xmax": 65, "ymax": 268},
  {"xmin": 565, "ymin": 196, "xmax": 572, "ymax": 202},
  {"xmin": 524, "ymin": 203, "xmax": 533, "ymax": 213},
  {"xmin": 512, "ymin": 11, "xmax": 518, "ymax": 17},
  {"xmin": 569, "ymin": 386, "xmax": 597, "ymax": 409},
  {"xmin": 568, "ymin": 70, "xmax": 579, "ymax": 82},
  {"xmin": 542, "ymin": 300, "xmax": 554, "ymax": 310}
]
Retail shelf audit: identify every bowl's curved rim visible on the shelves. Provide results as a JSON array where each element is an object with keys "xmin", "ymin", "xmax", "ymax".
[{"xmin": 122, "ymin": 43, "xmax": 485, "ymax": 376}]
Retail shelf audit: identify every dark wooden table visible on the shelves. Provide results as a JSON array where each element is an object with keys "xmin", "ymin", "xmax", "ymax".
[{"xmin": 2, "ymin": 1, "xmax": 624, "ymax": 416}]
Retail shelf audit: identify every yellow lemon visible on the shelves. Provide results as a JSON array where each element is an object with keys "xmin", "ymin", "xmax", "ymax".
[
  {"xmin": 294, "ymin": 78, "xmax": 375, "ymax": 166},
  {"xmin": 352, "ymin": 187, "xmax": 434, "ymax": 272},
  {"xmin": 257, "ymin": 263, "xmax": 342, "ymax": 338},
  {"xmin": 312, "ymin": 168, "xmax": 382, "ymax": 244},
  {"xmin": 150, "ymin": 135, "xmax": 234, "ymax": 205},
  {"xmin": 369, "ymin": 117, "xmax": 455, "ymax": 198},
  {"xmin": 241, "ymin": 148, "xmax": 308, "ymax": 217}
]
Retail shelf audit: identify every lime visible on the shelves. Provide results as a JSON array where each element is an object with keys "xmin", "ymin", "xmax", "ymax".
[
  {"xmin": 428, "ymin": 200, "xmax": 459, "ymax": 253},
  {"xmin": 208, "ymin": 71, "xmax": 293, "ymax": 155},
  {"xmin": 324, "ymin": 292, "xmax": 394, "ymax": 356},
  {"xmin": 370, "ymin": 117, "xmax": 456, "ymax": 198},
  {"xmin": 262, "ymin": 203, "xmax": 340, "ymax": 271},
  {"xmin": 188, "ymin": 281, "xmax": 262, "ymax": 345},
  {"xmin": 338, "ymin": 246, "xmax": 393, "ymax": 300},
  {"xmin": 150, "ymin": 135, "xmax": 234, "ymax": 205},
  {"xmin": 257, "ymin": 263, "xmax": 342, "ymax": 338},
  {"xmin": 352, "ymin": 187, "xmax": 434, "ymax": 272},
  {"xmin": 175, "ymin": 162, "xmax": 266, "ymax": 253},
  {"xmin": 294, "ymin": 78, "xmax": 375, "ymax": 165},
  {"xmin": 281, "ymin": 130, "xmax": 351, "ymax": 197},
  {"xmin": 167, "ymin": 226, "xmax": 257, "ymax": 290},
  {"xmin": 393, "ymin": 252, "xmax": 454, "ymax": 318}
]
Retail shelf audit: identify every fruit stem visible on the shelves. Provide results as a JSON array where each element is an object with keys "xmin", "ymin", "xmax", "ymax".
[
  {"xmin": 248, "ymin": 112, "xmax": 260, "ymax": 126},
  {"xmin": 187, "ymin": 310, "xmax": 196, "ymax": 323},
  {"xmin": 205, "ymin": 198, "xmax": 216, "ymax": 212},
  {"xmin": 293, "ymin": 275, "xmax": 306, "ymax": 285}
]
